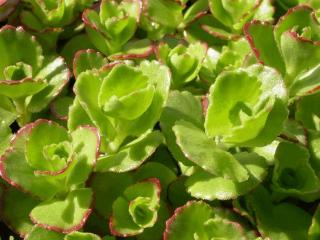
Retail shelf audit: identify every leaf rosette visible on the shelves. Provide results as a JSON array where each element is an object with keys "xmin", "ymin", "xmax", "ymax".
[
  {"xmin": 272, "ymin": 141, "xmax": 320, "ymax": 202},
  {"xmin": 245, "ymin": 5, "xmax": 320, "ymax": 96},
  {"xmin": 164, "ymin": 201, "xmax": 250, "ymax": 240},
  {"xmin": 20, "ymin": 0, "xmax": 94, "ymax": 48},
  {"xmin": 109, "ymin": 178, "xmax": 161, "ymax": 237},
  {"xmin": 157, "ymin": 41, "xmax": 207, "ymax": 88},
  {"xmin": 0, "ymin": 25, "xmax": 70, "ymax": 126},
  {"xmin": 83, "ymin": 0, "xmax": 141, "ymax": 55},
  {"xmin": 72, "ymin": 60, "xmax": 170, "ymax": 172},
  {"xmin": 205, "ymin": 64, "xmax": 288, "ymax": 146},
  {"xmin": 0, "ymin": 119, "xmax": 100, "ymax": 200},
  {"xmin": 184, "ymin": 0, "xmax": 274, "ymax": 45}
]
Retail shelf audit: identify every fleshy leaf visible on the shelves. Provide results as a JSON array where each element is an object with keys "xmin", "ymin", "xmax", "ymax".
[
  {"xmin": 160, "ymin": 91, "xmax": 204, "ymax": 175},
  {"xmin": 296, "ymin": 91, "xmax": 320, "ymax": 130},
  {"xmin": 186, "ymin": 152, "xmax": 268, "ymax": 200},
  {"xmin": 25, "ymin": 226, "xmax": 64, "ymax": 240},
  {"xmin": 1, "ymin": 187, "xmax": 40, "ymax": 237},
  {"xmin": 246, "ymin": 186, "xmax": 312, "ymax": 239},
  {"xmin": 164, "ymin": 201, "xmax": 247, "ymax": 240},
  {"xmin": 50, "ymin": 96, "xmax": 74, "ymax": 121},
  {"xmin": 244, "ymin": 20, "xmax": 286, "ymax": 75},
  {"xmin": 28, "ymin": 57, "xmax": 70, "ymax": 113},
  {"xmin": 0, "ymin": 26, "xmax": 43, "ymax": 78},
  {"xmin": 25, "ymin": 120, "xmax": 69, "ymax": 172},
  {"xmin": 205, "ymin": 64, "xmax": 287, "ymax": 146},
  {"xmin": 272, "ymin": 141, "xmax": 320, "ymax": 201},
  {"xmin": 65, "ymin": 232, "xmax": 102, "ymax": 240},
  {"xmin": 66, "ymin": 126, "xmax": 100, "ymax": 185},
  {"xmin": 30, "ymin": 188, "xmax": 93, "ymax": 234},
  {"xmin": 96, "ymin": 130, "xmax": 163, "ymax": 172},
  {"xmin": 89, "ymin": 172, "xmax": 134, "ymax": 218},
  {"xmin": 73, "ymin": 49, "xmax": 108, "ymax": 78},
  {"xmin": 110, "ymin": 179, "xmax": 161, "ymax": 237},
  {"xmin": 0, "ymin": 124, "xmax": 60, "ymax": 199},
  {"xmin": 173, "ymin": 120, "xmax": 249, "ymax": 182},
  {"xmin": 98, "ymin": 64, "xmax": 155, "ymax": 120},
  {"xmin": 0, "ymin": 79, "xmax": 47, "ymax": 99},
  {"xmin": 309, "ymin": 204, "xmax": 320, "ymax": 240}
]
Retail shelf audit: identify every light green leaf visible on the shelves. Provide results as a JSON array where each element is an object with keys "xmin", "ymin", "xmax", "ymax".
[
  {"xmin": 65, "ymin": 232, "xmax": 102, "ymax": 240},
  {"xmin": 173, "ymin": 120, "xmax": 248, "ymax": 182},
  {"xmin": 272, "ymin": 142, "xmax": 320, "ymax": 202},
  {"xmin": 30, "ymin": 188, "xmax": 93, "ymax": 233},
  {"xmin": 96, "ymin": 130, "xmax": 163, "ymax": 172},
  {"xmin": 186, "ymin": 152, "xmax": 268, "ymax": 200},
  {"xmin": 73, "ymin": 49, "xmax": 108, "ymax": 78},
  {"xmin": 1, "ymin": 187, "xmax": 40, "ymax": 236},
  {"xmin": 25, "ymin": 226, "xmax": 64, "ymax": 240}
]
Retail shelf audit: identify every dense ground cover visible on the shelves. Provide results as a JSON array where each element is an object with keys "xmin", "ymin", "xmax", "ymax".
[{"xmin": 1, "ymin": 0, "xmax": 320, "ymax": 239}]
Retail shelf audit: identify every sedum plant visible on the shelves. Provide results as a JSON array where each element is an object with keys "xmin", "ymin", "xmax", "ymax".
[
  {"xmin": 156, "ymin": 41, "xmax": 207, "ymax": 88},
  {"xmin": 245, "ymin": 5, "xmax": 320, "ymax": 96},
  {"xmin": 109, "ymin": 178, "xmax": 161, "ymax": 237},
  {"xmin": 20, "ymin": 0, "xmax": 95, "ymax": 48},
  {"xmin": 184, "ymin": 0, "xmax": 274, "ymax": 46},
  {"xmin": 205, "ymin": 64, "xmax": 288, "ymax": 146},
  {"xmin": 1, "ymin": 1, "xmax": 320, "ymax": 240},
  {"xmin": 82, "ymin": 0, "xmax": 141, "ymax": 55},
  {"xmin": 71, "ymin": 60, "xmax": 170, "ymax": 172},
  {"xmin": 0, "ymin": 25, "xmax": 69, "ymax": 126},
  {"xmin": 0, "ymin": 119, "xmax": 99, "ymax": 236}
]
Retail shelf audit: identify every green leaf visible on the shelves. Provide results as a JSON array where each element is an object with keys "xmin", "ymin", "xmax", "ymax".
[
  {"xmin": 244, "ymin": 21, "xmax": 286, "ymax": 75},
  {"xmin": 0, "ymin": 78, "xmax": 47, "ymax": 99},
  {"xmin": 25, "ymin": 226, "xmax": 64, "ymax": 240},
  {"xmin": 96, "ymin": 130, "xmax": 163, "ymax": 172},
  {"xmin": 0, "ymin": 95, "xmax": 17, "ymax": 126},
  {"xmin": 28, "ymin": 56, "xmax": 70, "ymax": 113},
  {"xmin": 205, "ymin": 65, "xmax": 287, "ymax": 146},
  {"xmin": 246, "ymin": 186, "xmax": 312, "ymax": 240},
  {"xmin": 141, "ymin": 0, "xmax": 183, "ymax": 29},
  {"xmin": 126, "ymin": 60, "xmax": 171, "ymax": 136},
  {"xmin": 272, "ymin": 142, "xmax": 320, "ymax": 201},
  {"xmin": 0, "ymin": 124, "xmax": 60, "ymax": 200},
  {"xmin": 25, "ymin": 120, "xmax": 69, "ymax": 171},
  {"xmin": 98, "ymin": 64, "xmax": 155, "ymax": 120},
  {"xmin": 296, "ymin": 91, "xmax": 320, "ymax": 130},
  {"xmin": 0, "ymin": 26, "xmax": 43, "ymax": 79},
  {"xmin": 160, "ymin": 91, "xmax": 204, "ymax": 175},
  {"xmin": 173, "ymin": 120, "xmax": 249, "ymax": 182},
  {"xmin": 109, "ymin": 39, "xmax": 155, "ymax": 61},
  {"xmin": 30, "ymin": 188, "xmax": 93, "ymax": 233},
  {"xmin": 1, "ymin": 187, "xmax": 40, "ymax": 236},
  {"xmin": 65, "ymin": 232, "xmax": 102, "ymax": 240},
  {"xmin": 60, "ymin": 34, "xmax": 96, "ymax": 67},
  {"xmin": 75, "ymin": 69, "xmax": 116, "ymax": 141},
  {"xmin": 134, "ymin": 162, "xmax": 177, "ymax": 198},
  {"xmin": 68, "ymin": 97, "xmax": 94, "ymax": 131},
  {"xmin": 164, "ymin": 201, "xmax": 213, "ymax": 240},
  {"xmin": 167, "ymin": 42, "xmax": 207, "ymax": 87},
  {"xmin": 274, "ymin": 6, "xmax": 320, "ymax": 82},
  {"xmin": 73, "ymin": 49, "xmax": 108, "ymax": 78},
  {"xmin": 50, "ymin": 96, "xmax": 74, "ymax": 121},
  {"xmin": 66, "ymin": 126, "xmax": 99, "ymax": 185},
  {"xmin": 186, "ymin": 152, "xmax": 268, "ymax": 200},
  {"xmin": 309, "ymin": 204, "xmax": 320, "ymax": 240},
  {"xmin": 89, "ymin": 172, "xmax": 133, "ymax": 218},
  {"xmin": 110, "ymin": 179, "xmax": 161, "ymax": 236},
  {"xmin": 168, "ymin": 177, "xmax": 194, "ymax": 208},
  {"xmin": 0, "ymin": 126, "xmax": 12, "ymax": 156}
]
